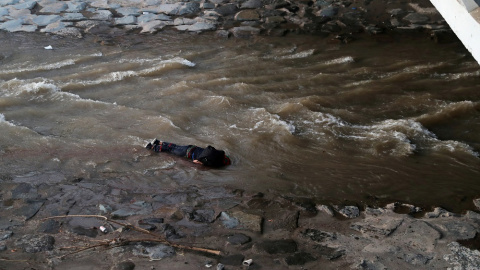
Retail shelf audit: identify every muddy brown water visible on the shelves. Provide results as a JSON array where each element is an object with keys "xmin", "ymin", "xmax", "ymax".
[{"xmin": 0, "ymin": 31, "xmax": 479, "ymax": 213}]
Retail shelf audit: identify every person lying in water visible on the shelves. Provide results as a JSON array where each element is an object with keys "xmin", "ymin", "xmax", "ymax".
[{"xmin": 146, "ymin": 139, "xmax": 231, "ymax": 167}]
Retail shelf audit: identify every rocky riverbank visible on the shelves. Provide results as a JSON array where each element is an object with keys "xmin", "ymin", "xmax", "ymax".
[
  {"xmin": 1, "ymin": 170, "xmax": 480, "ymax": 269},
  {"xmin": 0, "ymin": 0, "xmax": 455, "ymax": 43},
  {"xmin": 1, "ymin": 0, "xmax": 479, "ymax": 269}
]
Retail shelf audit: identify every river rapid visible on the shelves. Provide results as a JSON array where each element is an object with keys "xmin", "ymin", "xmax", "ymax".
[{"xmin": 0, "ymin": 31, "xmax": 479, "ymax": 213}]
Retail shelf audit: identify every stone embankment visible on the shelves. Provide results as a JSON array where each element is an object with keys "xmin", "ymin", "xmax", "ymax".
[
  {"xmin": 1, "ymin": 175, "xmax": 480, "ymax": 269},
  {"xmin": 0, "ymin": 0, "xmax": 452, "ymax": 41}
]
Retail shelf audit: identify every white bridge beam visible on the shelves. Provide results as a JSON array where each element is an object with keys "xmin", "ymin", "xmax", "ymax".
[{"xmin": 430, "ymin": 0, "xmax": 480, "ymax": 65}]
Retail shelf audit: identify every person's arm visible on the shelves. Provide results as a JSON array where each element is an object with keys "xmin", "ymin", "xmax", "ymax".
[{"xmin": 193, "ymin": 160, "xmax": 203, "ymax": 164}]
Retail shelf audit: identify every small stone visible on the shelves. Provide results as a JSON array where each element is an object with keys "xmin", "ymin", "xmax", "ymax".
[
  {"xmin": 234, "ymin": 10, "xmax": 260, "ymax": 21},
  {"xmin": 227, "ymin": 233, "xmax": 251, "ymax": 245},
  {"xmin": 0, "ymin": 231, "xmax": 12, "ymax": 240},
  {"xmin": 302, "ymin": 229, "xmax": 337, "ymax": 242},
  {"xmin": 317, "ymin": 205, "xmax": 334, "ymax": 216},
  {"xmin": 337, "ymin": 206, "xmax": 360, "ymax": 218},
  {"xmin": 132, "ymin": 244, "xmax": 175, "ymax": 260},
  {"xmin": 0, "ymin": 244, "xmax": 6, "ymax": 252},
  {"xmin": 111, "ymin": 209, "xmax": 136, "ymax": 219},
  {"xmin": 473, "ymin": 198, "xmax": 480, "ymax": 210}
]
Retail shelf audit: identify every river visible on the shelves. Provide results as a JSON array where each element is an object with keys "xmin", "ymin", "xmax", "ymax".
[{"xmin": 0, "ymin": 31, "xmax": 479, "ymax": 213}]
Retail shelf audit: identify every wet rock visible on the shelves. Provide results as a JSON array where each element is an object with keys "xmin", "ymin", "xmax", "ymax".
[
  {"xmin": 160, "ymin": 223, "xmax": 182, "ymax": 239},
  {"xmin": 473, "ymin": 198, "xmax": 480, "ymax": 211},
  {"xmin": 430, "ymin": 219, "xmax": 477, "ymax": 240},
  {"xmin": 132, "ymin": 244, "xmax": 175, "ymax": 260},
  {"xmin": 319, "ymin": 6, "xmax": 338, "ymax": 18},
  {"xmin": 316, "ymin": 204, "xmax": 334, "ymax": 216},
  {"xmin": 114, "ymin": 16, "xmax": 137, "ymax": 26},
  {"xmin": 187, "ymin": 209, "xmax": 216, "ymax": 223},
  {"xmin": 38, "ymin": 219, "xmax": 60, "ymax": 234},
  {"xmin": 0, "ymin": 231, "xmax": 12, "ymax": 240},
  {"xmin": 39, "ymin": 2, "xmax": 67, "ymax": 13},
  {"xmin": 139, "ymin": 20, "xmax": 167, "ymax": 33},
  {"xmin": 424, "ymin": 207, "xmax": 456, "ymax": 218},
  {"xmin": 62, "ymin": 13, "xmax": 86, "ymax": 22},
  {"xmin": 0, "ymin": 19, "xmax": 37, "ymax": 32},
  {"xmin": 18, "ymin": 200, "xmax": 44, "ymax": 220},
  {"xmin": 91, "ymin": 10, "xmax": 113, "ymax": 21},
  {"xmin": 14, "ymin": 234, "xmax": 55, "ymax": 253},
  {"xmin": 241, "ymin": 0, "xmax": 262, "ymax": 9},
  {"xmin": 256, "ymin": 239, "xmax": 297, "ymax": 254},
  {"xmin": 216, "ymin": 29, "xmax": 230, "ymax": 38},
  {"xmin": 391, "ymin": 219, "xmax": 441, "ymax": 253},
  {"xmin": 404, "ymin": 253, "xmax": 432, "ymax": 265},
  {"xmin": 444, "ymin": 242, "xmax": 480, "ymax": 270},
  {"xmin": 285, "ymin": 252, "xmax": 316, "ymax": 265},
  {"xmin": 221, "ymin": 210, "xmax": 262, "ymax": 232},
  {"xmin": 285, "ymin": 197, "xmax": 317, "ymax": 214},
  {"xmin": 113, "ymin": 261, "xmax": 135, "ymax": 270},
  {"xmin": 111, "ymin": 209, "xmax": 136, "ymax": 219},
  {"xmin": 219, "ymin": 254, "xmax": 244, "ymax": 265},
  {"xmin": 227, "ymin": 233, "xmax": 251, "ymax": 245},
  {"xmin": 354, "ymin": 259, "xmax": 387, "ymax": 270},
  {"xmin": 403, "ymin": 13, "xmax": 429, "ymax": 24},
  {"xmin": 235, "ymin": 10, "xmax": 260, "ymax": 21},
  {"xmin": 314, "ymin": 245, "xmax": 344, "ymax": 260},
  {"xmin": 302, "ymin": 229, "xmax": 337, "ymax": 242},
  {"xmin": 66, "ymin": 2, "xmax": 86, "ymax": 13},
  {"xmin": 220, "ymin": 212, "xmax": 239, "ymax": 228},
  {"xmin": 264, "ymin": 210, "xmax": 299, "ymax": 232},
  {"xmin": 32, "ymin": 15, "xmax": 62, "ymax": 27},
  {"xmin": 176, "ymin": 21, "xmax": 217, "ymax": 32},
  {"xmin": 116, "ymin": 7, "xmax": 140, "ymax": 17},
  {"xmin": 466, "ymin": 210, "xmax": 480, "ymax": 221},
  {"xmin": 215, "ymin": 4, "xmax": 238, "ymax": 16},
  {"xmin": 336, "ymin": 205, "xmax": 360, "ymax": 218},
  {"xmin": 72, "ymin": 226, "xmax": 98, "ymax": 238},
  {"xmin": 139, "ymin": 217, "xmax": 164, "ymax": 225},
  {"xmin": 99, "ymin": 204, "xmax": 113, "ymax": 214},
  {"xmin": 11, "ymin": 183, "xmax": 37, "ymax": 200},
  {"xmin": 351, "ymin": 216, "xmax": 403, "ymax": 236}
]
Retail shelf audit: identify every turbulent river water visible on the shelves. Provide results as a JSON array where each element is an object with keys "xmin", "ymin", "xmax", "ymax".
[{"xmin": 0, "ymin": 31, "xmax": 479, "ymax": 212}]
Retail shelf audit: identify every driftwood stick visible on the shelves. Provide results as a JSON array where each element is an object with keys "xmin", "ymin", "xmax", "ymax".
[{"xmin": 41, "ymin": 214, "xmax": 221, "ymax": 256}]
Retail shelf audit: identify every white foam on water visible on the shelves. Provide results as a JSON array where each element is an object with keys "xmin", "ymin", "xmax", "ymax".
[
  {"xmin": 0, "ymin": 113, "xmax": 14, "ymax": 126},
  {"xmin": 278, "ymin": 49, "xmax": 316, "ymax": 60},
  {"xmin": 249, "ymin": 108, "xmax": 296, "ymax": 134},
  {"xmin": 61, "ymin": 57, "xmax": 196, "ymax": 88},
  {"xmin": 432, "ymin": 141, "xmax": 479, "ymax": 157},
  {"xmin": 323, "ymin": 56, "xmax": 355, "ymax": 65},
  {"xmin": 0, "ymin": 59, "xmax": 76, "ymax": 75}
]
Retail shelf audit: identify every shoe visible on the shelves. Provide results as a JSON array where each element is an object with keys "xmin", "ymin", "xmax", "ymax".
[
  {"xmin": 151, "ymin": 138, "xmax": 160, "ymax": 145},
  {"xmin": 145, "ymin": 143, "xmax": 153, "ymax": 150}
]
